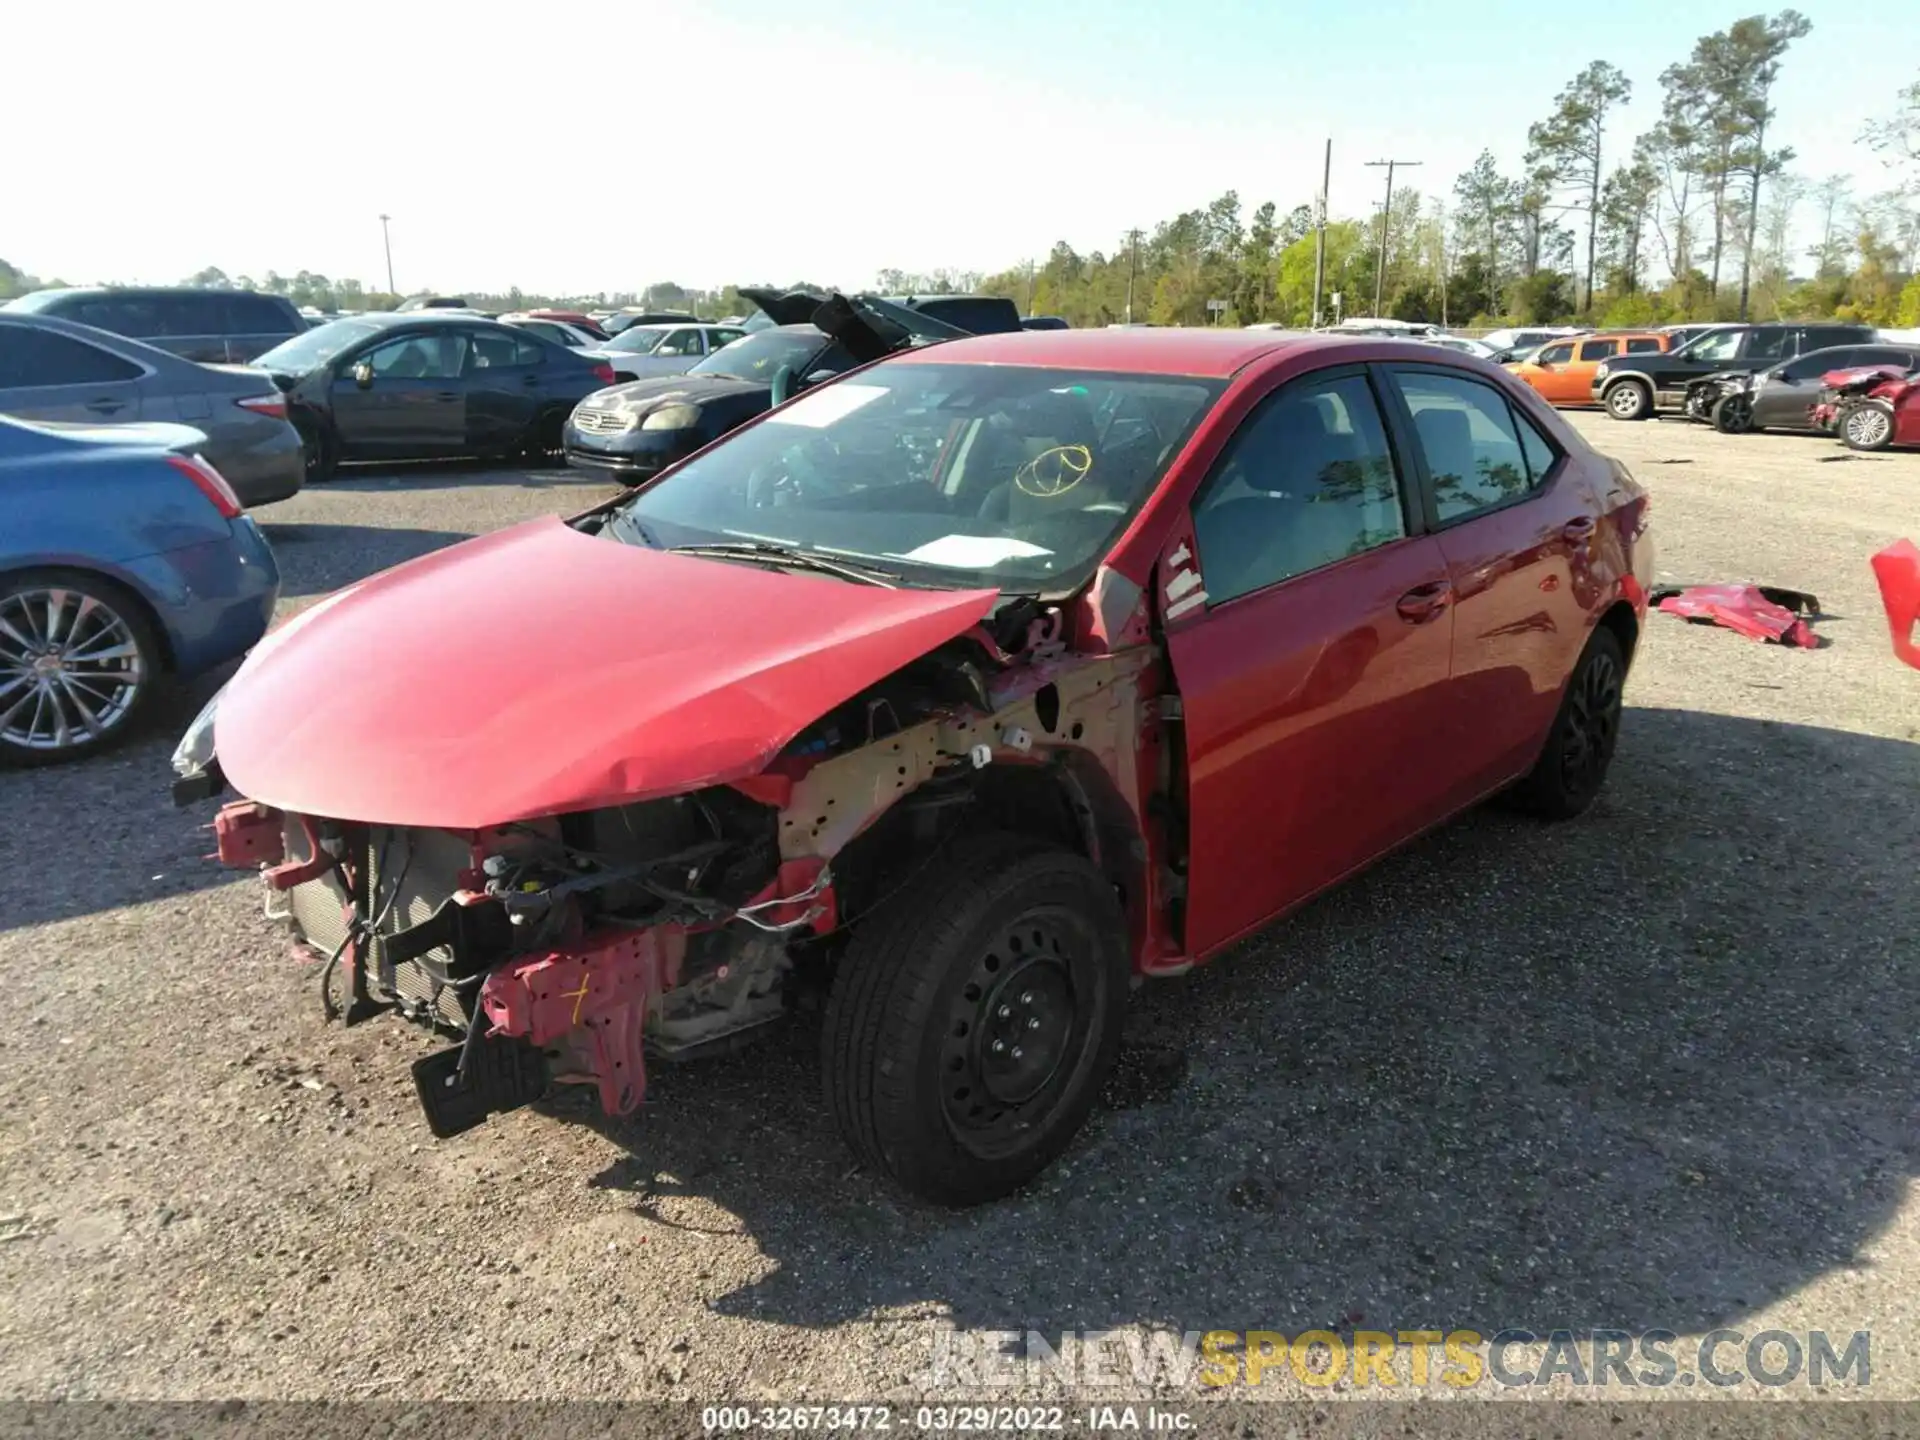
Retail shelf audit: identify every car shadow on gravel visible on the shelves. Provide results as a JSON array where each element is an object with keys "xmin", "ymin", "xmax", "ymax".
[
  {"xmin": 567, "ymin": 707, "xmax": 1920, "ymax": 1343},
  {"xmin": 318, "ymin": 457, "xmax": 609, "ymax": 492},
  {"xmin": 256, "ymin": 522, "xmax": 478, "ymax": 599}
]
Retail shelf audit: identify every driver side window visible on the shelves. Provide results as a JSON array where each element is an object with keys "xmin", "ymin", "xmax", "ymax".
[
  {"xmin": 364, "ymin": 333, "xmax": 467, "ymax": 380},
  {"xmin": 1190, "ymin": 372, "xmax": 1407, "ymax": 606}
]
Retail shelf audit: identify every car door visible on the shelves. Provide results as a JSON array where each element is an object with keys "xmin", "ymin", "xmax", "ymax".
[
  {"xmin": 1753, "ymin": 347, "xmax": 1869, "ymax": 428},
  {"xmin": 1562, "ymin": 336, "xmax": 1623, "ymax": 404},
  {"xmin": 0, "ymin": 322, "xmax": 148, "ymax": 423},
  {"xmin": 330, "ymin": 331, "xmax": 469, "ymax": 457},
  {"xmin": 1380, "ymin": 363, "xmax": 1594, "ymax": 802},
  {"xmin": 1161, "ymin": 366, "xmax": 1458, "ymax": 958},
  {"xmin": 1512, "ymin": 339, "xmax": 1576, "ymax": 403},
  {"xmin": 462, "ymin": 328, "xmax": 544, "ymax": 450}
]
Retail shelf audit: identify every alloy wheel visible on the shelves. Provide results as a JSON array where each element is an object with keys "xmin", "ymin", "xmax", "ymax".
[
  {"xmin": 1845, "ymin": 405, "xmax": 1893, "ymax": 449},
  {"xmin": 1558, "ymin": 647, "xmax": 1621, "ymax": 796},
  {"xmin": 1607, "ymin": 383, "xmax": 1648, "ymax": 420},
  {"xmin": 0, "ymin": 586, "xmax": 148, "ymax": 753}
]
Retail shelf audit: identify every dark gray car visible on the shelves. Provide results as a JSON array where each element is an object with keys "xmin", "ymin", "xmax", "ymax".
[
  {"xmin": 0, "ymin": 313, "xmax": 305, "ymax": 507},
  {"xmin": 3, "ymin": 287, "xmax": 306, "ymax": 364},
  {"xmin": 1713, "ymin": 342, "xmax": 1920, "ymax": 433}
]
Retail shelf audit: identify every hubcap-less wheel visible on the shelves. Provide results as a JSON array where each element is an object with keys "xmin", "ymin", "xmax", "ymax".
[
  {"xmin": 1845, "ymin": 405, "xmax": 1893, "ymax": 449},
  {"xmin": 1558, "ymin": 646, "xmax": 1622, "ymax": 796},
  {"xmin": 1607, "ymin": 383, "xmax": 1649, "ymax": 420},
  {"xmin": 0, "ymin": 586, "xmax": 148, "ymax": 753},
  {"xmin": 940, "ymin": 913, "xmax": 1088, "ymax": 1155}
]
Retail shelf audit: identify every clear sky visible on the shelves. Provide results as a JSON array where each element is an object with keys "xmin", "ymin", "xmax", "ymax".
[{"xmin": 5, "ymin": 0, "xmax": 1907, "ymax": 296}]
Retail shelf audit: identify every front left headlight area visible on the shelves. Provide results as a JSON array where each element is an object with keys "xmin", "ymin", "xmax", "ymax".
[
  {"xmin": 640, "ymin": 404, "xmax": 703, "ymax": 431},
  {"xmin": 170, "ymin": 686, "xmax": 226, "ymax": 803}
]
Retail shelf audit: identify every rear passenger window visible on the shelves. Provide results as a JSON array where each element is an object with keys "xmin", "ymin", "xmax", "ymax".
[
  {"xmin": 1392, "ymin": 369, "xmax": 1537, "ymax": 523},
  {"xmin": 1625, "ymin": 337, "xmax": 1663, "ymax": 354},
  {"xmin": 467, "ymin": 331, "xmax": 522, "ymax": 369},
  {"xmin": 225, "ymin": 295, "xmax": 297, "ymax": 334},
  {"xmin": 150, "ymin": 294, "xmax": 225, "ymax": 337},
  {"xmin": 514, "ymin": 337, "xmax": 545, "ymax": 366},
  {"xmin": 0, "ymin": 328, "xmax": 142, "ymax": 386},
  {"xmin": 1190, "ymin": 373, "xmax": 1407, "ymax": 603},
  {"xmin": 1575, "ymin": 339, "xmax": 1618, "ymax": 362}
]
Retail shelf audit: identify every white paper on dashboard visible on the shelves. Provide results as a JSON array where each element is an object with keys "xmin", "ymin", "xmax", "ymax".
[
  {"xmin": 893, "ymin": 535, "xmax": 1055, "ymax": 568},
  {"xmin": 763, "ymin": 383, "xmax": 888, "ymax": 427}
]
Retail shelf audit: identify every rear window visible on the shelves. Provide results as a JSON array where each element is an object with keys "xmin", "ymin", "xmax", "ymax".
[
  {"xmin": 1626, "ymin": 337, "xmax": 1663, "ymax": 354},
  {"xmin": 225, "ymin": 294, "xmax": 298, "ymax": 335}
]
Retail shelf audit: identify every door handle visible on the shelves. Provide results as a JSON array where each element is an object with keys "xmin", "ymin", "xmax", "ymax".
[
  {"xmin": 1396, "ymin": 581, "xmax": 1453, "ymax": 623},
  {"xmin": 435, "ymin": 392, "xmax": 460, "ymax": 402},
  {"xmin": 1561, "ymin": 516, "xmax": 1596, "ymax": 543},
  {"xmin": 522, "ymin": 374, "xmax": 542, "ymax": 387},
  {"xmin": 85, "ymin": 399, "xmax": 124, "ymax": 415}
]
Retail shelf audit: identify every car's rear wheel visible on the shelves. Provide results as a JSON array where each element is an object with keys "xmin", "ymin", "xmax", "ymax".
[
  {"xmin": 821, "ymin": 833, "xmax": 1127, "ymax": 1206},
  {"xmin": 1605, "ymin": 380, "xmax": 1653, "ymax": 421},
  {"xmin": 1508, "ymin": 625, "xmax": 1625, "ymax": 821},
  {"xmin": 1841, "ymin": 400, "xmax": 1895, "ymax": 452},
  {"xmin": 0, "ymin": 570, "xmax": 161, "ymax": 766},
  {"xmin": 1711, "ymin": 393, "xmax": 1757, "ymax": 434}
]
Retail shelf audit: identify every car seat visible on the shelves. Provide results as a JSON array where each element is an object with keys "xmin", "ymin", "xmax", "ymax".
[{"xmin": 973, "ymin": 389, "xmax": 1106, "ymax": 528}]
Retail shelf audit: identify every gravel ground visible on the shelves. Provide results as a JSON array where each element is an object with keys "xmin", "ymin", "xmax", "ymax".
[{"xmin": 1, "ymin": 418, "xmax": 1917, "ymax": 1410}]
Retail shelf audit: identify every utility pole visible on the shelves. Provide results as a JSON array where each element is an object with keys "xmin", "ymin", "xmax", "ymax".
[
  {"xmin": 1311, "ymin": 138, "xmax": 1332, "ymax": 328},
  {"xmin": 1124, "ymin": 229, "xmax": 1142, "ymax": 324},
  {"xmin": 1025, "ymin": 258, "xmax": 1036, "ymax": 317},
  {"xmin": 378, "ymin": 214, "xmax": 395, "ymax": 296},
  {"xmin": 1365, "ymin": 159, "xmax": 1421, "ymax": 318}
]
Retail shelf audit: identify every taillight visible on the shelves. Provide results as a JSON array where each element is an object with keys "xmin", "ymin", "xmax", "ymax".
[
  {"xmin": 593, "ymin": 362, "xmax": 616, "ymax": 385},
  {"xmin": 236, "ymin": 393, "xmax": 288, "ymax": 420},
  {"xmin": 168, "ymin": 453, "xmax": 244, "ymax": 519}
]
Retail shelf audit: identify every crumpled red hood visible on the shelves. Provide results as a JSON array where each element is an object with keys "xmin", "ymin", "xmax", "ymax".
[{"xmin": 216, "ymin": 516, "xmax": 997, "ymax": 827}]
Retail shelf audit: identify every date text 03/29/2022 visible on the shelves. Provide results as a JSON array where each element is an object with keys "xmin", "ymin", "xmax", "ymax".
[{"xmin": 702, "ymin": 1405, "xmax": 1193, "ymax": 1433}]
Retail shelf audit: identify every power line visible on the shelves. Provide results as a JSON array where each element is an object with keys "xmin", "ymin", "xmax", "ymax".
[{"xmin": 1364, "ymin": 159, "xmax": 1422, "ymax": 318}]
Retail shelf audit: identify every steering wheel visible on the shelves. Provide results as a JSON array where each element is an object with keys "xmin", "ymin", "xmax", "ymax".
[{"xmin": 1014, "ymin": 444, "xmax": 1093, "ymax": 498}]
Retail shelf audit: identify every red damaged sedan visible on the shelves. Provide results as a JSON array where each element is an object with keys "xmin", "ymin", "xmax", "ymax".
[{"xmin": 174, "ymin": 329, "xmax": 1653, "ymax": 1205}]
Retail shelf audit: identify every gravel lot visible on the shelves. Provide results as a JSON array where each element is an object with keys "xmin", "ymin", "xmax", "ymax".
[{"xmin": 1, "ymin": 417, "xmax": 1917, "ymax": 1409}]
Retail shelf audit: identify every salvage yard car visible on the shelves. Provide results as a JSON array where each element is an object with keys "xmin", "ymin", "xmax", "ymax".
[
  {"xmin": 564, "ymin": 290, "xmax": 966, "ymax": 479},
  {"xmin": 1690, "ymin": 342, "xmax": 1920, "ymax": 434},
  {"xmin": 249, "ymin": 312, "xmax": 617, "ymax": 481},
  {"xmin": 176, "ymin": 329, "xmax": 1653, "ymax": 1205},
  {"xmin": 1592, "ymin": 321, "xmax": 1876, "ymax": 420}
]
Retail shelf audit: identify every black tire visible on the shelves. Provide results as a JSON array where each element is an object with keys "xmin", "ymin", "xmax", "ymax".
[
  {"xmin": 1508, "ymin": 626, "xmax": 1626, "ymax": 821},
  {"xmin": 821, "ymin": 832, "xmax": 1128, "ymax": 1206},
  {"xmin": 522, "ymin": 409, "xmax": 566, "ymax": 460},
  {"xmin": 1604, "ymin": 379, "xmax": 1652, "ymax": 421},
  {"xmin": 1711, "ymin": 393, "xmax": 1757, "ymax": 434},
  {"xmin": 299, "ymin": 422, "xmax": 338, "ymax": 483},
  {"xmin": 0, "ymin": 568, "xmax": 163, "ymax": 767},
  {"xmin": 1840, "ymin": 399, "xmax": 1895, "ymax": 452}
]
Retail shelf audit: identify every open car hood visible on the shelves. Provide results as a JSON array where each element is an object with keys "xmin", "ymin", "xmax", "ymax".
[
  {"xmin": 215, "ymin": 517, "xmax": 998, "ymax": 828},
  {"xmin": 736, "ymin": 287, "xmax": 968, "ymax": 362}
]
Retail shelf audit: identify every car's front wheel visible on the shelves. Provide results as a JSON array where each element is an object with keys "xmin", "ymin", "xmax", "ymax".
[
  {"xmin": 1508, "ymin": 625, "xmax": 1625, "ymax": 820},
  {"xmin": 1841, "ymin": 400, "xmax": 1895, "ymax": 452},
  {"xmin": 821, "ymin": 833, "xmax": 1128, "ymax": 1206},
  {"xmin": 1712, "ymin": 392, "xmax": 1757, "ymax": 434},
  {"xmin": 0, "ymin": 570, "xmax": 161, "ymax": 766},
  {"xmin": 1604, "ymin": 380, "xmax": 1653, "ymax": 421}
]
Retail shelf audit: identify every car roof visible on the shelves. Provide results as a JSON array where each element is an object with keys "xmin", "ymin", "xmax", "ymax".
[{"xmin": 889, "ymin": 327, "xmax": 1449, "ymax": 379}]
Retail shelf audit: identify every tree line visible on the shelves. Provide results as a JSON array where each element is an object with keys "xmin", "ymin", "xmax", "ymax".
[{"xmin": 979, "ymin": 28, "xmax": 1918, "ymax": 330}]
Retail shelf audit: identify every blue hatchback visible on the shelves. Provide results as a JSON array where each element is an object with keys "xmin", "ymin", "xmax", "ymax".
[{"xmin": 0, "ymin": 414, "xmax": 280, "ymax": 764}]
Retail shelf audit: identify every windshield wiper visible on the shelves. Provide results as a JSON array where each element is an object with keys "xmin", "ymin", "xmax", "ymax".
[{"xmin": 668, "ymin": 541, "xmax": 901, "ymax": 588}]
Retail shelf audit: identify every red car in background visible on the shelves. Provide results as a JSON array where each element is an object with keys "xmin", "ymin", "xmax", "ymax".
[
  {"xmin": 174, "ymin": 330, "xmax": 1653, "ymax": 1205},
  {"xmin": 1836, "ymin": 370, "xmax": 1920, "ymax": 451}
]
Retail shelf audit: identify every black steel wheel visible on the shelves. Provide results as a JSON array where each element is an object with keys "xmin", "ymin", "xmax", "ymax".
[
  {"xmin": 1508, "ymin": 625, "xmax": 1626, "ymax": 820},
  {"xmin": 822, "ymin": 832, "xmax": 1127, "ymax": 1206}
]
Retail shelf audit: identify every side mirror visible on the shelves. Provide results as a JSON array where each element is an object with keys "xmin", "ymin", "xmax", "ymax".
[
  {"xmin": 802, "ymin": 369, "xmax": 840, "ymax": 387},
  {"xmin": 349, "ymin": 360, "xmax": 374, "ymax": 389}
]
